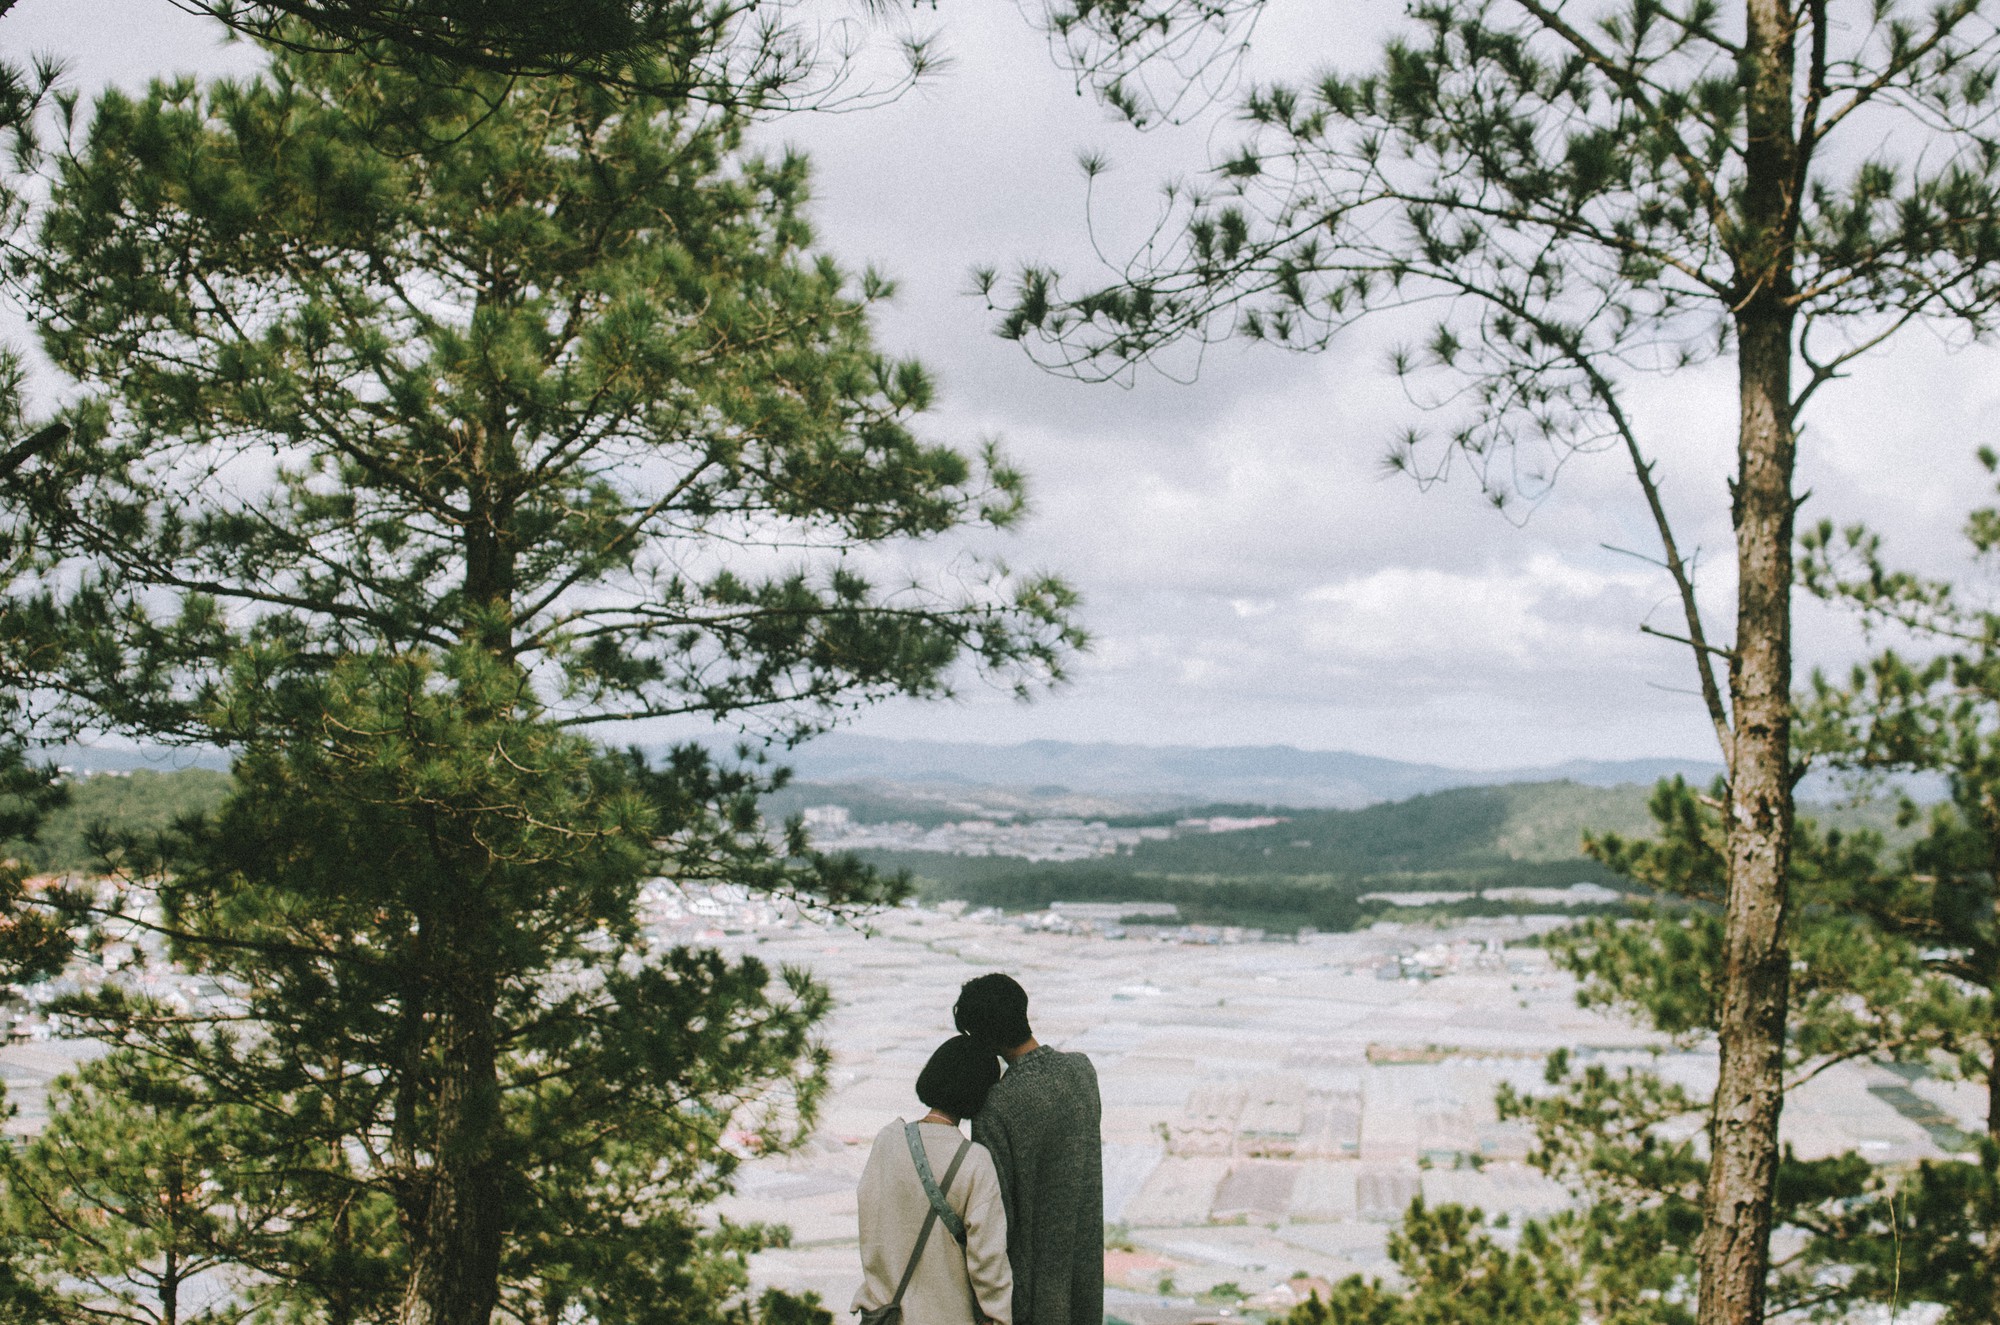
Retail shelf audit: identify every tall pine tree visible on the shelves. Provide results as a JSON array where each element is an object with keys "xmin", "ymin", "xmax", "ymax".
[
  {"xmin": 996, "ymin": 3, "xmax": 2000, "ymax": 1319},
  {"xmin": 15, "ymin": 33, "xmax": 1078, "ymax": 1325}
]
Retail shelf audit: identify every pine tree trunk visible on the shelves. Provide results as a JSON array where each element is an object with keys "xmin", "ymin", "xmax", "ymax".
[
  {"xmin": 1987, "ymin": 1036, "xmax": 2000, "ymax": 1138},
  {"xmin": 329, "ymin": 1144, "xmax": 359, "ymax": 1325},
  {"xmin": 1700, "ymin": 309, "xmax": 1795, "ymax": 1325},
  {"xmin": 161, "ymin": 1243, "xmax": 180, "ymax": 1325},
  {"xmin": 1984, "ymin": 1035, "xmax": 2000, "ymax": 1325},
  {"xmin": 1700, "ymin": 3, "xmax": 1799, "ymax": 1317},
  {"xmin": 394, "ymin": 393, "xmax": 516, "ymax": 1325},
  {"xmin": 398, "ymin": 973, "xmax": 505, "ymax": 1325}
]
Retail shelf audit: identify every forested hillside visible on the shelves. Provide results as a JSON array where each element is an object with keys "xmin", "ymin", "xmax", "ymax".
[
  {"xmin": 10, "ymin": 769, "xmax": 1904, "ymax": 935},
  {"xmin": 1127, "ymin": 780, "xmax": 1657, "ymax": 873},
  {"xmin": 866, "ymin": 781, "xmax": 1907, "ymax": 932},
  {"xmin": 860, "ymin": 781, "xmax": 1644, "ymax": 929},
  {"xmin": 8, "ymin": 768, "xmax": 232, "ymax": 873}
]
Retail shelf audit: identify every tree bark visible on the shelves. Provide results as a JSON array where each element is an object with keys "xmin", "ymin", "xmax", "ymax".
[
  {"xmin": 1701, "ymin": 2, "xmax": 1799, "ymax": 1312},
  {"xmin": 1987, "ymin": 1035, "xmax": 2000, "ymax": 1139},
  {"xmin": 162, "ymin": 1237, "xmax": 180, "ymax": 1325},
  {"xmin": 398, "ymin": 397, "xmax": 516, "ymax": 1325},
  {"xmin": 0, "ymin": 422, "xmax": 66, "ymax": 483},
  {"xmin": 397, "ymin": 970, "xmax": 505, "ymax": 1325},
  {"xmin": 1985, "ymin": 1034, "xmax": 2000, "ymax": 1325},
  {"xmin": 1701, "ymin": 3, "xmax": 1799, "ymax": 1320}
]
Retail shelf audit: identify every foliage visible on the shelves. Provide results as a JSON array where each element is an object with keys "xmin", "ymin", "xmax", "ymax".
[
  {"xmin": 1493, "ymin": 1041, "xmax": 1878, "ymax": 1322},
  {"xmin": 1778, "ymin": 449, "xmax": 2000, "ymax": 1322},
  {"xmin": 1799, "ymin": 448, "xmax": 2000, "ymax": 1088},
  {"xmin": 1790, "ymin": 1140, "xmax": 2000, "ymax": 1325},
  {"xmin": 0, "ymin": 47, "xmax": 64, "ymax": 487},
  {"xmin": 18, "ymin": 37, "xmax": 1076, "ymax": 750},
  {"xmin": 1003, "ymin": 0, "xmax": 2000, "ymax": 424},
  {"xmin": 52, "ymin": 650, "xmax": 843, "ymax": 1325},
  {"xmin": 9, "ymin": 33, "xmax": 1075, "ymax": 1325},
  {"xmin": 180, "ymin": 0, "xmax": 935, "ymax": 112},
  {"xmin": 188, "ymin": 0, "xmax": 791, "ymax": 89},
  {"xmin": 0, "ymin": 743, "xmax": 71, "ymax": 981},
  {"xmin": 0, "ymin": 51, "xmax": 77, "ymax": 989},
  {"xmin": 3, "ymin": 1052, "xmax": 278, "ymax": 1325},
  {"xmin": 1288, "ymin": 1200, "xmax": 1696, "ymax": 1325},
  {"xmin": 1573, "ymin": 778, "xmax": 1960, "ymax": 1071},
  {"xmin": 0, "ymin": 1094, "xmax": 61, "ymax": 1325}
]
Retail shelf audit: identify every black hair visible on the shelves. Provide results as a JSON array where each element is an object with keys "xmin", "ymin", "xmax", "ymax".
[
  {"xmin": 953, "ymin": 972, "xmax": 1032, "ymax": 1054},
  {"xmin": 917, "ymin": 1035, "xmax": 1001, "ymax": 1120}
]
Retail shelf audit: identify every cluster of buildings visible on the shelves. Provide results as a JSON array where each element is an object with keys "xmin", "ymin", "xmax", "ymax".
[
  {"xmin": 794, "ymin": 804, "xmax": 1172, "ymax": 861},
  {"xmin": 639, "ymin": 879, "xmax": 798, "ymax": 939},
  {"xmin": 792, "ymin": 804, "xmax": 1292, "ymax": 863}
]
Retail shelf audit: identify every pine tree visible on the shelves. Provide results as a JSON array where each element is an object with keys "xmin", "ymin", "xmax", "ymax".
[
  {"xmin": 15, "ymin": 33, "xmax": 1078, "ymax": 1325},
  {"xmin": 3, "ymin": 1052, "xmax": 277, "ymax": 1325},
  {"xmin": 1765, "ymin": 446, "xmax": 2000, "ymax": 1322},
  {"xmin": 25, "ymin": 37, "xmax": 1072, "ymax": 745},
  {"xmin": 993, "ymin": 3, "xmax": 2000, "ymax": 1319},
  {"xmin": 60, "ymin": 653, "xmax": 845, "ymax": 1325},
  {"xmin": 1477, "ymin": 764, "xmax": 2000, "ymax": 1322}
]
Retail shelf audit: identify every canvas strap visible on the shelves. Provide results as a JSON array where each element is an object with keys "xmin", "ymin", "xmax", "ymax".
[
  {"xmin": 885, "ymin": 1125, "xmax": 972, "ymax": 1312},
  {"xmin": 904, "ymin": 1122, "xmax": 971, "ymax": 1244}
]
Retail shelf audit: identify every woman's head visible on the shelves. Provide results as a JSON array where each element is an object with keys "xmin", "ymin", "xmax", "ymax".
[{"xmin": 916, "ymin": 1034, "xmax": 1001, "ymax": 1120}]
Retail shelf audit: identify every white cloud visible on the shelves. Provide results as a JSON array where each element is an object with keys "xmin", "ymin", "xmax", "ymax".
[
  {"xmin": 1298, "ymin": 557, "xmax": 1657, "ymax": 666},
  {"xmin": 19, "ymin": 0, "xmax": 2000, "ymax": 768}
]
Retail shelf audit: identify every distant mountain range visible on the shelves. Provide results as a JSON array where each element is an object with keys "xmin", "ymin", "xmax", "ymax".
[
  {"xmin": 764, "ymin": 734, "xmax": 1722, "ymax": 810},
  {"xmin": 51, "ymin": 733, "xmax": 1730, "ymax": 811}
]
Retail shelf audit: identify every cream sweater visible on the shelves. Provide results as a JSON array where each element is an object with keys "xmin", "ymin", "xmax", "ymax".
[{"xmin": 853, "ymin": 1119, "xmax": 1013, "ymax": 1325}]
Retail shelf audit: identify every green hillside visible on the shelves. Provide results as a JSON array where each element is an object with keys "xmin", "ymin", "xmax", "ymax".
[
  {"xmin": 866, "ymin": 781, "xmax": 1650, "ymax": 931},
  {"xmin": 886, "ymin": 780, "xmax": 1915, "ymax": 932},
  {"xmin": 8, "ymin": 768, "xmax": 233, "ymax": 873},
  {"xmin": 10, "ymin": 769, "xmax": 1906, "ymax": 935},
  {"xmin": 1116, "ymin": 780, "xmax": 1656, "ymax": 876}
]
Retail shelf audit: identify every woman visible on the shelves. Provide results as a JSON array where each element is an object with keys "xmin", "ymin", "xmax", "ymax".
[{"xmin": 854, "ymin": 1035, "xmax": 1013, "ymax": 1325}]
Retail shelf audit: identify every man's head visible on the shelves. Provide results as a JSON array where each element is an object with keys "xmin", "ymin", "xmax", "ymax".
[{"xmin": 954, "ymin": 972, "xmax": 1032, "ymax": 1054}]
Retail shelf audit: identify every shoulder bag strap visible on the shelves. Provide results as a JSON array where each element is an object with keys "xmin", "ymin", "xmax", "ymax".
[
  {"xmin": 885, "ymin": 1198, "xmax": 939, "ymax": 1311},
  {"xmin": 904, "ymin": 1122, "xmax": 971, "ymax": 1245},
  {"xmin": 906, "ymin": 1124, "xmax": 989, "ymax": 1321},
  {"xmin": 883, "ymin": 1124, "xmax": 972, "ymax": 1310}
]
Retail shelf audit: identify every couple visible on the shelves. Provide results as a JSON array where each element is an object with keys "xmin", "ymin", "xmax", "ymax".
[{"xmin": 853, "ymin": 973, "xmax": 1103, "ymax": 1325}]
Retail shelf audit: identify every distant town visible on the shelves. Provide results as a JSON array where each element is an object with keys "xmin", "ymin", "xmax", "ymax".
[{"xmin": 793, "ymin": 803, "xmax": 1291, "ymax": 863}]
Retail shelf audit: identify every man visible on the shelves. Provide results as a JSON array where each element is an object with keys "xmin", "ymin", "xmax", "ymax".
[{"xmin": 955, "ymin": 973, "xmax": 1103, "ymax": 1325}]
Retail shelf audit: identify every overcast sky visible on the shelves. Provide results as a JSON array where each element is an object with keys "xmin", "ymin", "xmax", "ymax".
[{"xmin": 11, "ymin": 0, "xmax": 1996, "ymax": 769}]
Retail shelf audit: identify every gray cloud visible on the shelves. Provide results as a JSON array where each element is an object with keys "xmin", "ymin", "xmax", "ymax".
[{"xmin": 11, "ymin": 0, "xmax": 1998, "ymax": 768}]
